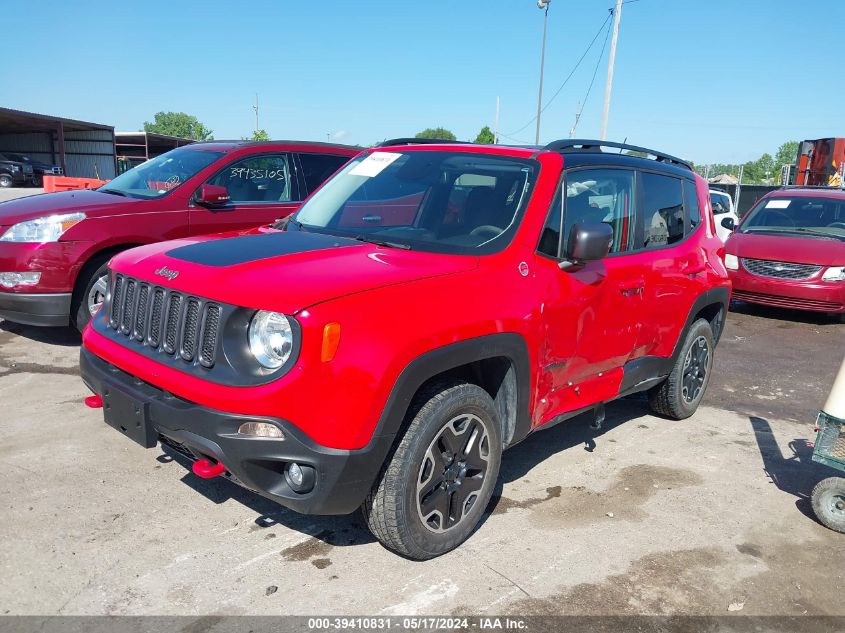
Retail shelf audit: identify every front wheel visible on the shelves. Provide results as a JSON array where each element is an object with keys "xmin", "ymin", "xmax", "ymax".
[
  {"xmin": 811, "ymin": 477, "xmax": 845, "ymax": 533},
  {"xmin": 363, "ymin": 382, "xmax": 502, "ymax": 560},
  {"xmin": 0, "ymin": 174, "xmax": 13, "ymax": 188},
  {"xmin": 71, "ymin": 256, "xmax": 111, "ymax": 331},
  {"xmin": 648, "ymin": 318, "xmax": 715, "ymax": 420}
]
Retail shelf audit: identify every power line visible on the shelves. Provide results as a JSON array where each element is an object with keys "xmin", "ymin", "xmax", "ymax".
[
  {"xmin": 502, "ymin": 11, "xmax": 612, "ymax": 138},
  {"xmin": 570, "ymin": 15, "xmax": 613, "ymax": 137}
]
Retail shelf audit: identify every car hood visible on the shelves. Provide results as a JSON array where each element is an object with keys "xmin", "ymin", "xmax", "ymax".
[
  {"xmin": 726, "ymin": 231, "xmax": 845, "ymax": 266},
  {"xmin": 110, "ymin": 230, "xmax": 480, "ymax": 313},
  {"xmin": 0, "ymin": 189, "xmax": 142, "ymax": 226}
]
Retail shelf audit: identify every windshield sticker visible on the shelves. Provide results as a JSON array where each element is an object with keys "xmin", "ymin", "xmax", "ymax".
[
  {"xmin": 349, "ymin": 152, "xmax": 402, "ymax": 178},
  {"xmin": 765, "ymin": 199, "xmax": 791, "ymax": 209}
]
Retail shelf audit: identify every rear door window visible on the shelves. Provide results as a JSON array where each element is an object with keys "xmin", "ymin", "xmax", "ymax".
[
  {"xmin": 298, "ymin": 153, "xmax": 350, "ymax": 194},
  {"xmin": 640, "ymin": 172, "xmax": 684, "ymax": 248}
]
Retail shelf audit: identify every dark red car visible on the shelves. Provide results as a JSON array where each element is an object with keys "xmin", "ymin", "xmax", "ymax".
[
  {"xmin": 0, "ymin": 141, "xmax": 357, "ymax": 329},
  {"xmin": 80, "ymin": 139, "xmax": 730, "ymax": 558},
  {"xmin": 723, "ymin": 188, "xmax": 845, "ymax": 319}
]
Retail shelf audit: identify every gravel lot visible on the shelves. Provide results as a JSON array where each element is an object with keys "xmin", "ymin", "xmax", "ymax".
[
  {"xmin": 0, "ymin": 187, "xmax": 44, "ymax": 203},
  {"xmin": 0, "ymin": 305, "xmax": 843, "ymax": 616}
]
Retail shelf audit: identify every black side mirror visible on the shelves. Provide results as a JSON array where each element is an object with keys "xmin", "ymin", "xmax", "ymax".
[
  {"xmin": 720, "ymin": 217, "xmax": 736, "ymax": 231},
  {"xmin": 559, "ymin": 222, "xmax": 613, "ymax": 271}
]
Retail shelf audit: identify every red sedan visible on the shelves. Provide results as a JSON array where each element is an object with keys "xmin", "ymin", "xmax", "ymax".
[{"xmin": 723, "ymin": 187, "xmax": 845, "ymax": 319}]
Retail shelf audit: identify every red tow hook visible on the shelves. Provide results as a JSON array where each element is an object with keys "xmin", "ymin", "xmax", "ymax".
[
  {"xmin": 84, "ymin": 395, "xmax": 103, "ymax": 409},
  {"xmin": 192, "ymin": 459, "xmax": 226, "ymax": 479}
]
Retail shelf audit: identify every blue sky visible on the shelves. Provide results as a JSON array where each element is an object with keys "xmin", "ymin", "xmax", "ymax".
[{"xmin": 2, "ymin": 0, "xmax": 842, "ymax": 164}]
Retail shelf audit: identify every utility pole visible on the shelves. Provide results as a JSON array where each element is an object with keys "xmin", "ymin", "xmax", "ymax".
[
  {"xmin": 570, "ymin": 101, "xmax": 582, "ymax": 138},
  {"xmin": 535, "ymin": 0, "xmax": 551, "ymax": 145},
  {"xmin": 494, "ymin": 96, "xmax": 500, "ymax": 144},
  {"xmin": 253, "ymin": 93, "xmax": 260, "ymax": 132},
  {"xmin": 600, "ymin": 0, "xmax": 623, "ymax": 141}
]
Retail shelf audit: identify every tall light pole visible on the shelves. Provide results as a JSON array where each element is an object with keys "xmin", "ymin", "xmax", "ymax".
[
  {"xmin": 535, "ymin": 0, "xmax": 551, "ymax": 145},
  {"xmin": 599, "ymin": 0, "xmax": 622, "ymax": 141}
]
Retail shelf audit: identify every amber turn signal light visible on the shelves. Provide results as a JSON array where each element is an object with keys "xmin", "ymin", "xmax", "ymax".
[{"xmin": 321, "ymin": 322, "xmax": 341, "ymax": 362}]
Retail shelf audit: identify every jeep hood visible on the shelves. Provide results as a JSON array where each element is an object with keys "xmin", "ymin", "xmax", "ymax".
[
  {"xmin": 726, "ymin": 231, "xmax": 845, "ymax": 267},
  {"xmin": 0, "ymin": 189, "xmax": 142, "ymax": 226},
  {"xmin": 109, "ymin": 231, "xmax": 479, "ymax": 313}
]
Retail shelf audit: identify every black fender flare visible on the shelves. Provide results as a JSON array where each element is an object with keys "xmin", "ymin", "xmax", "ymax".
[{"xmin": 371, "ymin": 332, "xmax": 533, "ymax": 447}]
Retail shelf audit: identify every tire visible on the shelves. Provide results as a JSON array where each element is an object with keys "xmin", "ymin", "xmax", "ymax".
[
  {"xmin": 811, "ymin": 477, "xmax": 845, "ymax": 533},
  {"xmin": 0, "ymin": 174, "xmax": 12, "ymax": 188},
  {"xmin": 70, "ymin": 254, "xmax": 112, "ymax": 331},
  {"xmin": 648, "ymin": 318, "xmax": 715, "ymax": 420},
  {"xmin": 363, "ymin": 382, "xmax": 502, "ymax": 560}
]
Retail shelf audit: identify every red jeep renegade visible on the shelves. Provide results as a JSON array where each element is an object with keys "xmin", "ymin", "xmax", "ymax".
[
  {"xmin": 0, "ymin": 141, "xmax": 357, "ymax": 330},
  {"xmin": 80, "ymin": 139, "xmax": 730, "ymax": 559}
]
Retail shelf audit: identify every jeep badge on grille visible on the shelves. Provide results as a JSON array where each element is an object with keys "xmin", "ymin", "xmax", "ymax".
[{"xmin": 154, "ymin": 266, "xmax": 179, "ymax": 281}]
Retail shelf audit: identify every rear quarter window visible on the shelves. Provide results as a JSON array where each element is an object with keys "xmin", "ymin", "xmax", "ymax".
[{"xmin": 640, "ymin": 172, "xmax": 684, "ymax": 248}]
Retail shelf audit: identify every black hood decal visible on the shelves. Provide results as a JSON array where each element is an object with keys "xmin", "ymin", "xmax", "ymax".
[{"xmin": 166, "ymin": 231, "xmax": 361, "ymax": 267}]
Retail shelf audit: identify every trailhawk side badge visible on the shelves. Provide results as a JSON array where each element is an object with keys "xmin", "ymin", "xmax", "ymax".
[{"xmin": 154, "ymin": 266, "xmax": 180, "ymax": 281}]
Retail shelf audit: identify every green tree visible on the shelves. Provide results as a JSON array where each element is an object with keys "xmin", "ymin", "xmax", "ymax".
[
  {"xmin": 251, "ymin": 129, "xmax": 270, "ymax": 141},
  {"xmin": 415, "ymin": 127, "xmax": 457, "ymax": 141},
  {"xmin": 775, "ymin": 141, "xmax": 799, "ymax": 167},
  {"xmin": 144, "ymin": 112, "xmax": 214, "ymax": 141},
  {"xmin": 474, "ymin": 126, "xmax": 495, "ymax": 144}
]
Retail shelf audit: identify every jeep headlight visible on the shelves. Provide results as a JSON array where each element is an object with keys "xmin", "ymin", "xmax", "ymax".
[
  {"xmin": 0, "ymin": 212, "xmax": 85, "ymax": 243},
  {"xmin": 248, "ymin": 311, "xmax": 293, "ymax": 369},
  {"xmin": 822, "ymin": 266, "xmax": 845, "ymax": 282}
]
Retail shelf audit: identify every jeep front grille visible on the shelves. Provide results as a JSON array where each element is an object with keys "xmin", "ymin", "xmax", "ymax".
[
  {"xmin": 107, "ymin": 273, "xmax": 221, "ymax": 368},
  {"xmin": 741, "ymin": 257, "xmax": 822, "ymax": 280}
]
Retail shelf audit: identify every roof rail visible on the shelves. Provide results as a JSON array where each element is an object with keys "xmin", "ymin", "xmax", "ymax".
[
  {"xmin": 376, "ymin": 137, "xmax": 470, "ymax": 147},
  {"xmin": 543, "ymin": 139, "xmax": 692, "ymax": 170}
]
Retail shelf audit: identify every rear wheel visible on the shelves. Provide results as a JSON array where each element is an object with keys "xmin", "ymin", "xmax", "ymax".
[
  {"xmin": 648, "ymin": 318, "xmax": 714, "ymax": 420},
  {"xmin": 363, "ymin": 382, "xmax": 502, "ymax": 560},
  {"xmin": 71, "ymin": 254, "xmax": 112, "ymax": 331},
  {"xmin": 811, "ymin": 477, "xmax": 845, "ymax": 533}
]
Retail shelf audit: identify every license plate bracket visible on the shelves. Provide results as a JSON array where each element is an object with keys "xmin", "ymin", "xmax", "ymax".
[{"xmin": 102, "ymin": 383, "xmax": 157, "ymax": 448}]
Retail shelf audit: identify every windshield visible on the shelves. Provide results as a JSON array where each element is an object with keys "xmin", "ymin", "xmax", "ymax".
[
  {"xmin": 100, "ymin": 147, "xmax": 223, "ymax": 199},
  {"xmin": 740, "ymin": 195, "xmax": 845, "ymax": 240},
  {"xmin": 293, "ymin": 150, "xmax": 538, "ymax": 254}
]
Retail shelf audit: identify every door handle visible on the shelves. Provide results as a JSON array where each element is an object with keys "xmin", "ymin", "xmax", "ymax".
[{"xmin": 618, "ymin": 278, "xmax": 645, "ymax": 295}]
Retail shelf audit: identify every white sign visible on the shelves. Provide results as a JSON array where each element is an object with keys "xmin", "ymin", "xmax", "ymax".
[
  {"xmin": 765, "ymin": 199, "xmax": 791, "ymax": 209},
  {"xmin": 349, "ymin": 152, "xmax": 402, "ymax": 178}
]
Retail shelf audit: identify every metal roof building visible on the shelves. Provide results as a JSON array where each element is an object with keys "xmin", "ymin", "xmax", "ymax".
[
  {"xmin": 0, "ymin": 107, "xmax": 117, "ymax": 179},
  {"xmin": 115, "ymin": 132, "xmax": 194, "ymax": 173}
]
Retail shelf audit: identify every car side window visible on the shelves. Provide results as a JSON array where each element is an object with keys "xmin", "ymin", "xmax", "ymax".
[
  {"xmin": 298, "ymin": 153, "xmax": 350, "ymax": 194},
  {"xmin": 685, "ymin": 180, "xmax": 701, "ymax": 229},
  {"xmin": 208, "ymin": 154, "xmax": 294, "ymax": 203},
  {"xmin": 563, "ymin": 168, "xmax": 634, "ymax": 255},
  {"xmin": 641, "ymin": 172, "xmax": 684, "ymax": 248},
  {"xmin": 538, "ymin": 187, "xmax": 563, "ymax": 257},
  {"xmin": 711, "ymin": 192, "xmax": 730, "ymax": 215}
]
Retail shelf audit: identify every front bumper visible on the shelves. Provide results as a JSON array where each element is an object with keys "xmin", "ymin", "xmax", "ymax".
[
  {"xmin": 0, "ymin": 291, "xmax": 71, "ymax": 326},
  {"xmin": 79, "ymin": 347, "xmax": 392, "ymax": 515},
  {"xmin": 729, "ymin": 269, "xmax": 845, "ymax": 313}
]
